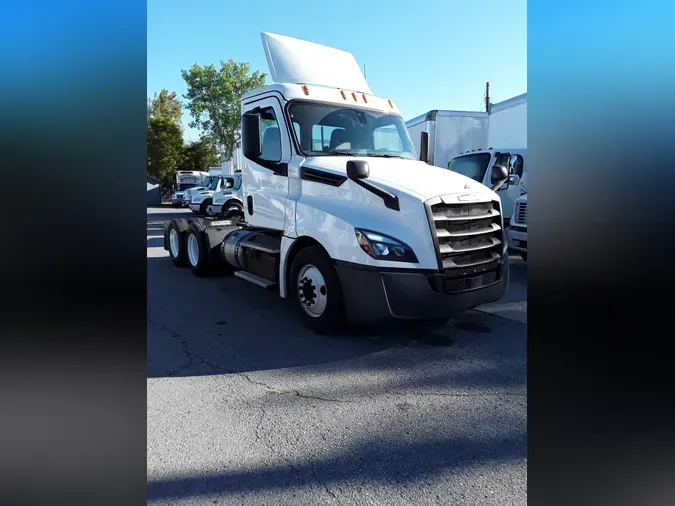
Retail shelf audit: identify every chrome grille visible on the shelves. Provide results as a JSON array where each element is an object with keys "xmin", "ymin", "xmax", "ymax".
[
  {"xmin": 426, "ymin": 197, "xmax": 503, "ymax": 293},
  {"xmin": 514, "ymin": 201, "xmax": 527, "ymax": 225}
]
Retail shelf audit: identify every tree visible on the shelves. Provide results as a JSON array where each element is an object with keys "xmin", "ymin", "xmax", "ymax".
[
  {"xmin": 182, "ymin": 60, "xmax": 266, "ymax": 157},
  {"xmin": 147, "ymin": 118, "xmax": 184, "ymax": 185},
  {"xmin": 148, "ymin": 89, "xmax": 183, "ymax": 130},
  {"xmin": 178, "ymin": 137, "xmax": 220, "ymax": 172}
]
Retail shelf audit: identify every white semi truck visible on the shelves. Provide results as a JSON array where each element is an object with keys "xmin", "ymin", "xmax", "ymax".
[
  {"xmin": 163, "ymin": 32, "xmax": 510, "ymax": 333},
  {"xmin": 172, "ymin": 171, "xmax": 209, "ymax": 207},
  {"xmin": 406, "ymin": 110, "xmax": 489, "ymax": 170}
]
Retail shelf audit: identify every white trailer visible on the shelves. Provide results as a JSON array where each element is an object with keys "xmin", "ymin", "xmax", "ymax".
[
  {"xmin": 164, "ymin": 32, "xmax": 510, "ymax": 334},
  {"xmin": 488, "ymin": 93, "xmax": 527, "ymax": 149},
  {"xmin": 406, "ymin": 110, "xmax": 489, "ymax": 169}
]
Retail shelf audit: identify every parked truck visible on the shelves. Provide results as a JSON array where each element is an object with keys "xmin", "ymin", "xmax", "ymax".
[
  {"xmin": 172, "ymin": 171, "xmax": 209, "ymax": 207},
  {"xmin": 507, "ymin": 173, "xmax": 527, "ymax": 261},
  {"xmin": 185, "ymin": 167, "xmax": 223, "ymax": 212},
  {"xmin": 164, "ymin": 32, "xmax": 510, "ymax": 334},
  {"xmin": 488, "ymin": 93, "xmax": 527, "ymax": 149},
  {"xmin": 406, "ymin": 110, "xmax": 488, "ymax": 170},
  {"xmin": 446, "ymin": 93, "xmax": 527, "ymax": 223}
]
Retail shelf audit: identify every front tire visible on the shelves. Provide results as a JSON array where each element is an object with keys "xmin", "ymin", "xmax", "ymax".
[
  {"xmin": 289, "ymin": 246, "xmax": 346, "ymax": 335},
  {"xmin": 200, "ymin": 199, "xmax": 212, "ymax": 216}
]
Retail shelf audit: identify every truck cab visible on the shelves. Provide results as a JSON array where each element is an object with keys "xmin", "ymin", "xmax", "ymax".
[
  {"xmin": 448, "ymin": 148, "xmax": 526, "ymax": 224},
  {"xmin": 188, "ymin": 174, "xmax": 233, "ymax": 215},
  {"xmin": 208, "ymin": 172, "xmax": 243, "ymax": 218},
  {"xmin": 165, "ymin": 32, "xmax": 511, "ymax": 333}
]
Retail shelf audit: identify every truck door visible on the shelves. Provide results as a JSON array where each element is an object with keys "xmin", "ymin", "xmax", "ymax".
[
  {"xmin": 241, "ymin": 98, "xmax": 291, "ymax": 231},
  {"xmin": 486, "ymin": 152, "xmax": 524, "ymax": 219}
]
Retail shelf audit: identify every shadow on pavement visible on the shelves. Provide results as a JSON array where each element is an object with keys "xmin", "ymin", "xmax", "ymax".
[{"xmin": 147, "ymin": 428, "xmax": 526, "ymax": 502}]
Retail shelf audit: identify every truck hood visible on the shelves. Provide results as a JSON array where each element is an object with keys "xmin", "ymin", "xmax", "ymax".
[{"xmin": 303, "ymin": 156, "xmax": 496, "ymax": 201}]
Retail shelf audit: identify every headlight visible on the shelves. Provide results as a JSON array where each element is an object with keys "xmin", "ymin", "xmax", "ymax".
[{"xmin": 355, "ymin": 229, "xmax": 418, "ymax": 263}]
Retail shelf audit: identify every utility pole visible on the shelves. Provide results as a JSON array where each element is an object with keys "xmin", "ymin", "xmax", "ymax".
[
  {"xmin": 485, "ymin": 81, "xmax": 491, "ymax": 112},
  {"xmin": 363, "ymin": 64, "xmax": 366, "ymax": 79}
]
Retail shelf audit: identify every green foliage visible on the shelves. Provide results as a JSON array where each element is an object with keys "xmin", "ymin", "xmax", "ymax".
[
  {"xmin": 179, "ymin": 137, "xmax": 220, "ymax": 172},
  {"xmin": 181, "ymin": 60, "xmax": 267, "ymax": 156},
  {"xmin": 147, "ymin": 118, "xmax": 184, "ymax": 185},
  {"xmin": 148, "ymin": 89, "xmax": 183, "ymax": 130}
]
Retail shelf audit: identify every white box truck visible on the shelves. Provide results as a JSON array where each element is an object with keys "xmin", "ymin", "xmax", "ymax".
[
  {"xmin": 446, "ymin": 94, "xmax": 527, "ymax": 222},
  {"xmin": 172, "ymin": 171, "xmax": 208, "ymax": 207},
  {"xmin": 406, "ymin": 110, "xmax": 489, "ymax": 170},
  {"xmin": 488, "ymin": 93, "xmax": 527, "ymax": 149},
  {"xmin": 164, "ymin": 32, "xmax": 511, "ymax": 334}
]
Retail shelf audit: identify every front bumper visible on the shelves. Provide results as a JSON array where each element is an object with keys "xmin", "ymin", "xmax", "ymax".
[
  {"xmin": 335, "ymin": 252, "xmax": 509, "ymax": 324},
  {"xmin": 507, "ymin": 227, "xmax": 527, "ymax": 252},
  {"xmin": 189, "ymin": 202, "xmax": 202, "ymax": 212}
]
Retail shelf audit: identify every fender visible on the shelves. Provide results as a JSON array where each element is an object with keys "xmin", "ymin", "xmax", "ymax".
[{"xmin": 278, "ymin": 235, "xmax": 332, "ymax": 298}]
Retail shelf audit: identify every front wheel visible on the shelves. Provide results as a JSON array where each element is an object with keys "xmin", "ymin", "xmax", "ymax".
[
  {"xmin": 199, "ymin": 199, "xmax": 212, "ymax": 216},
  {"xmin": 289, "ymin": 246, "xmax": 346, "ymax": 335}
]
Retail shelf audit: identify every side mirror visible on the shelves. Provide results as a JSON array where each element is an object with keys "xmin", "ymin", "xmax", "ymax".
[
  {"xmin": 419, "ymin": 131, "xmax": 429, "ymax": 163},
  {"xmin": 242, "ymin": 113, "xmax": 261, "ymax": 159},
  {"xmin": 490, "ymin": 164, "xmax": 509, "ymax": 191},
  {"xmin": 346, "ymin": 160, "xmax": 370, "ymax": 180}
]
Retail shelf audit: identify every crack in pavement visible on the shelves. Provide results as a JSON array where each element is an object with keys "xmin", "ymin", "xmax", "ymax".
[
  {"xmin": 148, "ymin": 317, "xmax": 230, "ymax": 377},
  {"xmin": 236, "ymin": 372, "xmax": 353, "ymax": 404},
  {"xmin": 243, "ymin": 396, "xmax": 340, "ymax": 503}
]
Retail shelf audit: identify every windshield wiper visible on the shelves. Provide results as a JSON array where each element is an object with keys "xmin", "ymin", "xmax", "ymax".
[
  {"xmin": 366, "ymin": 153, "xmax": 405, "ymax": 159},
  {"xmin": 322, "ymin": 149, "xmax": 359, "ymax": 156}
]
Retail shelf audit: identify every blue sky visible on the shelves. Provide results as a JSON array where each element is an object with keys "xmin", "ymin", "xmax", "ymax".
[{"xmin": 148, "ymin": 0, "xmax": 526, "ymax": 142}]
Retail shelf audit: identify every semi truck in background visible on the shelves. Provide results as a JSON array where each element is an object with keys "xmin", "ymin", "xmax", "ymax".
[
  {"xmin": 406, "ymin": 110, "xmax": 488, "ymax": 170},
  {"xmin": 172, "ymin": 170, "xmax": 209, "ymax": 207},
  {"xmin": 164, "ymin": 32, "xmax": 510, "ymax": 334}
]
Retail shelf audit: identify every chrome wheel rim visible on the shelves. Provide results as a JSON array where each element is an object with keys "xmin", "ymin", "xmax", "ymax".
[
  {"xmin": 187, "ymin": 233, "xmax": 199, "ymax": 267},
  {"xmin": 297, "ymin": 264, "xmax": 327, "ymax": 318},
  {"xmin": 169, "ymin": 229, "xmax": 179, "ymax": 258}
]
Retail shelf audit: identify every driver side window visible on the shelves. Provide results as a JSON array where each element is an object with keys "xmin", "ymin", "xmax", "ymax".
[{"xmin": 259, "ymin": 107, "xmax": 281, "ymax": 162}]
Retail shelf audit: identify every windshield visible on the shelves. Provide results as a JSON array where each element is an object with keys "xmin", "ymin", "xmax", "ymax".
[
  {"xmin": 201, "ymin": 176, "xmax": 214, "ymax": 188},
  {"xmin": 288, "ymin": 101, "xmax": 416, "ymax": 160},
  {"xmin": 207, "ymin": 177, "xmax": 221, "ymax": 191},
  {"xmin": 177, "ymin": 183, "xmax": 196, "ymax": 191},
  {"xmin": 448, "ymin": 153, "xmax": 492, "ymax": 182}
]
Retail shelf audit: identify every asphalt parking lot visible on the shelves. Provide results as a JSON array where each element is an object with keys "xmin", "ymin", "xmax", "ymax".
[{"xmin": 147, "ymin": 206, "xmax": 527, "ymax": 505}]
